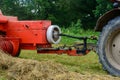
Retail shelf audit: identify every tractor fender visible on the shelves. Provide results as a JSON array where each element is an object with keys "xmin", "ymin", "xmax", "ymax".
[{"xmin": 95, "ymin": 8, "xmax": 120, "ymax": 32}]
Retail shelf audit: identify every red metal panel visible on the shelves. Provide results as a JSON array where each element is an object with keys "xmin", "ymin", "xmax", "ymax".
[
  {"xmin": 0, "ymin": 12, "xmax": 52, "ymax": 51},
  {"xmin": 0, "ymin": 15, "xmax": 8, "ymax": 23},
  {"xmin": 6, "ymin": 21, "xmax": 51, "ymax": 44}
]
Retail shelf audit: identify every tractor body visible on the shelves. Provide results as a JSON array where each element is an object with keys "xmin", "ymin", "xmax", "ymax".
[
  {"xmin": 95, "ymin": 0, "xmax": 120, "ymax": 77},
  {"xmin": 95, "ymin": 8, "xmax": 120, "ymax": 31}
]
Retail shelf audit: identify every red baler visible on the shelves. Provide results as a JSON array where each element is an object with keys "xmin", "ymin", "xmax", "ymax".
[{"xmin": 0, "ymin": 10, "xmax": 94, "ymax": 57}]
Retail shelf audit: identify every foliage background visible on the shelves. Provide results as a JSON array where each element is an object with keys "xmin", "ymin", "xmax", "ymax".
[{"xmin": 0, "ymin": 0, "xmax": 113, "ymax": 29}]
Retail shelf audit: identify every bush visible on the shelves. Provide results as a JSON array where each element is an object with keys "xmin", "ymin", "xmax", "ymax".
[
  {"xmin": 60, "ymin": 19, "xmax": 99, "ymax": 44},
  {"xmin": 62, "ymin": 19, "xmax": 83, "ymax": 34}
]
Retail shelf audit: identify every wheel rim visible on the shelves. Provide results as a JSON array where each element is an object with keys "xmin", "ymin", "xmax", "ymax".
[
  {"xmin": 52, "ymin": 27, "xmax": 60, "ymax": 42},
  {"xmin": 47, "ymin": 25, "xmax": 61, "ymax": 44},
  {"xmin": 105, "ymin": 28, "xmax": 120, "ymax": 70}
]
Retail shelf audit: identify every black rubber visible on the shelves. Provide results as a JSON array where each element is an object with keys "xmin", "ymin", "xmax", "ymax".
[{"xmin": 97, "ymin": 16, "xmax": 120, "ymax": 76}]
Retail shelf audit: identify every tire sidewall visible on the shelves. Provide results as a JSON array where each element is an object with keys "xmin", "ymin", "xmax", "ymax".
[{"xmin": 98, "ymin": 16, "xmax": 120, "ymax": 76}]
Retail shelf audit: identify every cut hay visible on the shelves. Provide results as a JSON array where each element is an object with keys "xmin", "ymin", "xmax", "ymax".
[
  {"xmin": 8, "ymin": 60, "xmax": 68, "ymax": 80},
  {"xmin": 0, "ymin": 50, "xmax": 119, "ymax": 80},
  {"xmin": 0, "ymin": 50, "xmax": 14, "ymax": 70}
]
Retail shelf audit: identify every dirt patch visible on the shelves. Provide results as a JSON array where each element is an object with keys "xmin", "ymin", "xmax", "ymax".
[{"xmin": 0, "ymin": 50, "xmax": 119, "ymax": 80}]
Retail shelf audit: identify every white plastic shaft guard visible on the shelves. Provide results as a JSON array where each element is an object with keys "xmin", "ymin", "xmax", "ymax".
[{"xmin": 46, "ymin": 25, "xmax": 61, "ymax": 44}]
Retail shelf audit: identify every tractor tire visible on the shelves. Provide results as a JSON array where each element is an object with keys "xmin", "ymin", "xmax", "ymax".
[{"xmin": 97, "ymin": 16, "xmax": 120, "ymax": 76}]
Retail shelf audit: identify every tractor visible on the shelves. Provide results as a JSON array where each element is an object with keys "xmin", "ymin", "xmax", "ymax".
[
  {"xmin": 95, "ymin": 0, "xmax": 120, "ymax": 76},
  {"xmin": 0, "ymin": 0, "xmax": 120, "ymax": 77}
]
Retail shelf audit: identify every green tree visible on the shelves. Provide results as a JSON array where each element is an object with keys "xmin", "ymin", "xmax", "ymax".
[
  {"xmin": 94, "ymin": 0, "xmax": 113, "ymax": 18},
  {"xmin": 69, "ymin": 0, "xmax": 97, "ymax": 29},
  {"xmin": 0, "ymin": 0, "xmax": 99, "ymax": 29},
  {"xmin": 48, "ymin": 0, "xmax": 97, "ymax": 29}
]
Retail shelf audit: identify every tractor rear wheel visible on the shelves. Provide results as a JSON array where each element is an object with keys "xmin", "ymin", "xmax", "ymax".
[{"xmin": 97, "ymin": 16, "xmax": 120, "ymax": 76}]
